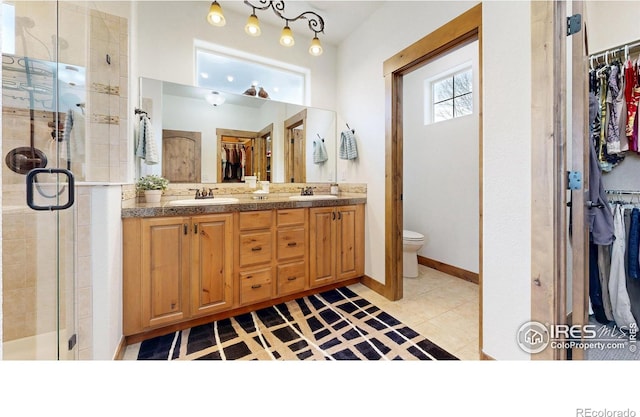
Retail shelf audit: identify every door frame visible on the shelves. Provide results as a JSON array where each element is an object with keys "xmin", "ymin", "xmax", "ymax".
[
  {"xmin": 380, "ymin": 4, "xmax": 483, "ymax": 351},
  {"xmin": 284, "ymin": 109, "xmax": 307, "ymax": 183}
]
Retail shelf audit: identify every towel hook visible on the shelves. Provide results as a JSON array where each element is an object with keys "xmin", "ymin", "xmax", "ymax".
[{"xmin": 346, "ymin": 123, "xmax": 354, "ymax": 134}]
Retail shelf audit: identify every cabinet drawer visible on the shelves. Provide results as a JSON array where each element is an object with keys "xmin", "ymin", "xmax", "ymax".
[
  {"xmin": 277, "ymin": 228, "xmax": 305, "ymax": 261},
  {"xmin": 239, "ymin": 231, "xmax": 272, "ymax": 267},
  {"xmin": 239, "ymin": 211, "xmax": 272, "ymax": 231},
  {"xmin": 240, "ymin": 267, "xmax": 272, "ymax": 305},
  {"xmin": 277, "ymin": 209, "xmax": 305, "ymax": 227},
  {"xmin": 277, "ymin": 261, "xmax": 306, "ymax": 296}
]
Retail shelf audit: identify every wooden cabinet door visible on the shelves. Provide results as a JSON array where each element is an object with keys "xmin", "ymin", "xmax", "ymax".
[
  {"xmin": 191, "ymin": 214, "xmax": 234, "ymax": 317},
  {"xmin": 141, "ymin": 217, "xmax": 191, "ymax": 329},
  {"xmin": 309, "ymin": 207, "xmax": 336, "ymax": 287},
  {"xmin": 336, "ymin": 205, "xmax": 364, "ymax": 281}
]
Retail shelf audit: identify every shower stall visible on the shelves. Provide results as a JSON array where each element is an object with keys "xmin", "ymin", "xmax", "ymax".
[{"xmin": 1, "ymin": 0, "xmax": 87, "ymax": 360}]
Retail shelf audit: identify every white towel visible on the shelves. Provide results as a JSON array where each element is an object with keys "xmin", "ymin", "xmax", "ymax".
[
  {"xmin": 339, "ymin": 130, "xmax": 358, "ymax": 160},
  {"xmin": 135, "ymin": 115, "xmax": 159, "ymax": 165},
  {"xmin": 313, "ymin": 139, "xmax": 328, "ymax": 164}
]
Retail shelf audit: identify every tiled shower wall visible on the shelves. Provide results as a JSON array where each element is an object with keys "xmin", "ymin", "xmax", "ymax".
[{"xmin": 2, "ymin": 2, "xmax": 128, "ymax": 360}]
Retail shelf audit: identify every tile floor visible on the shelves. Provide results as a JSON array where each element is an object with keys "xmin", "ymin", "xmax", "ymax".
[
  {"xmin": 122, "ymin": 264, "xmax": 480, "ymax": 360},
  {"xmin": 349, "ymin": 264, "xmax": 480, "ymax": 360}
]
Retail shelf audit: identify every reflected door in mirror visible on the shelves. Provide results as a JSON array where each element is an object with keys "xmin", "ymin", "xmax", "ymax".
[
  {"xmin": 285, "ymin": 109, "xmax": 306, "ymax": 183},
  {"xmin": 162, "ymin": 130, "xmax": 201, "ymax": 183}
]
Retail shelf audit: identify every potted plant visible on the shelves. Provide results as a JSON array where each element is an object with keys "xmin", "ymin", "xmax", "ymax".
[{"xmin": 136, "ymin": 174, "xmax": 169, "ymax": 203}]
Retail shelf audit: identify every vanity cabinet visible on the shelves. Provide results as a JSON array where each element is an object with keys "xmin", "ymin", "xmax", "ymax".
[
  {"xmin": 190, "ymin": 214, "xmax": 234, "ymax": 317},
  {"xmin": 237, "ymin": 210, "xmax": 275, "ymax": 306},
  {"xmin": 123, "ymin": 203, "xmax": 364, "ymax": 338},
  {"xmin": 309, "ymin": 205, "xmax": 364, "ymax": 288},
  {"xmin": 276, "ymin": 209, "xmax": 308, "ymax": 296},
  {"xmin": 123, "ymin": 213, "xmax": 233, "ymax": 335},
  {"xmin": 139, "ymin": 217, "xmax": 191, "ymax": 330}
]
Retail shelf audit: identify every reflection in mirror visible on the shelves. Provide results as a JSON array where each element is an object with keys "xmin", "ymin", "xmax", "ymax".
[{"xmin": 138, "ymin": 77, "xmax": 336, "ymax": 184}]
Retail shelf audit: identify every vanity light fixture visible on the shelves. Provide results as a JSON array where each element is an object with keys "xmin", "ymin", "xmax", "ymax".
[
  {"xmin": 206, "ymin": 1, "xmax": 324, "ymax": 56},
  {"xmin": 205, "ymin": 91, "xmax": 225, "ymax": 106},
  {"xmin": 207, "ymin": 1, "xmax": 226, "ymax": 27},
  {"xmin": 245, "ymin": 10, "xmax": 261, "ymax": 36}
]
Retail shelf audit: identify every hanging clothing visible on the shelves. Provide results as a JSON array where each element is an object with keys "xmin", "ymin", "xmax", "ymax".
[
  {"xmin": 606, "ymin": 63, "xmax": 624, "ymax": 154},
  {"xmin": 597, "ymin": 244, "xmax": 615, "ymax": 322},
  {"xmin": 588, "ymin": 97, "xmax": 615, "ymax": 245},
  {"xmin": 63, "ymin": 108, "xmax": 86, "ymax": 162},
  {"xmin": 590, "ymin": 241, "xmax": 609, "ymax": 324},
  {"xmin": 339, "ymin": 129, "xmax": 358, "ymax": 160},
  {"xmin": 135, "ymin": 114, "xmax": 159, "ymax": 165},
  {"xmin": 609, "ymin": 204, "xmax": 638, "ymax": 331}
]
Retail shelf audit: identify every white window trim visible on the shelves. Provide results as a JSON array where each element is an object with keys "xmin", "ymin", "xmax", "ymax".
[{"xmin": 193, "ymin": 39, "xmax": 311, "ymax": 106}]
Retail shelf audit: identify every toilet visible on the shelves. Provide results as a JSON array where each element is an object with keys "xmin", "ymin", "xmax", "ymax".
[{"xmin": 403, "ymin": 230, "xmax": 425, "ymax": 278}]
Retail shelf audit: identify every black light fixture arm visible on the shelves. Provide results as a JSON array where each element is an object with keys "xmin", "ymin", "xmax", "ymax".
[{"xmin": 243, "ymin": 0, "xmax": 325, "ymax": 34}]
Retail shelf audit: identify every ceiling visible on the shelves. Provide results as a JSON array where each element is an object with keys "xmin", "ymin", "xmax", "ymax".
[{"xmin": 218, "ymin": 1, "xmax": 386, "ymax": 46}]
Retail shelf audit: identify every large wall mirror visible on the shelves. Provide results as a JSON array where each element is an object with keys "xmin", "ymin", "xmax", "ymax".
[{"xmin": 139, "ymin": 77, "xmax": 337, "ymax": 184}]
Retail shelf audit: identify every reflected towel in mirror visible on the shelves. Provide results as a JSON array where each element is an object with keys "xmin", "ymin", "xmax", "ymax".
[{"xmin": 313, "ymin": 138, "xmax": 328, "ymax": 164}]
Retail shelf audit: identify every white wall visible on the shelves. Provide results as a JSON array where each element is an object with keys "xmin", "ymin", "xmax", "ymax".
[
  {"xmin": 90, "ymin": 185, "xmax": 123, "ymax": 360},
  {"xmin": 337, "ymin": 0, "xmax": 532, "ymax": 359},
  {"xmin": 135, "ymin": 1, "xmax": 337, "ymax": 111},
  {"xmin": 403, "ymin": 41, "xmax": 479, "ymax": 274}
]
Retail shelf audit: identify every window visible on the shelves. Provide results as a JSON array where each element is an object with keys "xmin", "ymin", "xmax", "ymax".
[
  {"xmin": 430, "ymin": 67, "xmax": 473, "ymax": 123},
  {"xmin": 2, "ymin": 3, "xmax": 16, "ymax": 54},
  {"xmin": 195, "ymin": 42, "xmax": 309, "ymax": 105}
]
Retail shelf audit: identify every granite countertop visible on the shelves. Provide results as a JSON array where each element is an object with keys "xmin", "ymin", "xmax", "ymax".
[{"xmin": 121, "ymin": 193, "xmax": 367, "ymax": 218}]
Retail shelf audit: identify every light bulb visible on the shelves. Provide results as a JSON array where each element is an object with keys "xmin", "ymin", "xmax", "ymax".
[
  {"xmin": 279, "ymin": 25, "xmax": 295, "ymax": 47},
  {"xmin": 309, "ymin": 36, "xmax": 323, "ymax": 56},
  {"xmin": 245, "ymin": 14, "xmax": 261, "ymax": 36},
  {"xmin": 207, "ymin": 1, "xmax": 225, "ymax": 27}
]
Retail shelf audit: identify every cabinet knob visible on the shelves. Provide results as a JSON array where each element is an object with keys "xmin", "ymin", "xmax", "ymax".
[
  {"xmin": 287, "ymin": 276, "xmax": 297, "ymax": 281},
  {"xmin": 251, "ymin": 246, "xmax": 262, "ymax": 252},
  {"xmin": 287, "ymin": 242, "xmax": 297, "ymax": 247},
  {"xmin": 251, "ymin": 284, "xmax": 262, "ymax": 289}
]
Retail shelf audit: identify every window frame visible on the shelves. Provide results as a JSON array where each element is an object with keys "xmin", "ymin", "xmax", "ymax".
[
  {"xmin": 194, "ymin": 39, "xmax": 311, "ymax": 106},
  {"xmin": 425, "ymin": 64, "xmax": 473, "ymax": 124}
]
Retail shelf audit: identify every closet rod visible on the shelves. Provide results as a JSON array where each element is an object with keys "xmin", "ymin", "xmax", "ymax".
[
  {"xmin": 590, "ymin": 40, "xmax": 640, "ymax": 61},
  {"xmin": 605, "ymin": 190, "xmax": 640, "ymax": 195}
]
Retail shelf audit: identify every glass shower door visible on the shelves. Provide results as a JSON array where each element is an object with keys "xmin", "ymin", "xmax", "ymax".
[{"xmin": 2, "ymin": 0, "xmax": 78, "ymax": 360}]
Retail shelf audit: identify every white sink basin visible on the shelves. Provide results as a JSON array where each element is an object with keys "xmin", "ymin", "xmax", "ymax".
[
  {"xmin": 288, "ymin": 195, "xmax": 338, "ymax": 201},
  {"xmin": 168, "ymin": 197, "xmax": 239, "ymax": 206}
]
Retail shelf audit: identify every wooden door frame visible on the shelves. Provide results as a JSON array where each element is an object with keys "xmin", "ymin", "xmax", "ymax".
[
  {"xmin": 284, "ymin": 109, "xmax": 307, "ymax": 183},
  {"xmin": 379, "ymin": 3, "xmax": 483, "ymax": 352},
  {"xmin": 530, "ymin": 0, "xmax": 569, "ymax": 360},
  {"xmin": 570, "ymin": 0, "xmax": 589, "ymax": 361},
  {"xmin": 216, "ymin": 128, "xmax": 258, "ymax": 183}
]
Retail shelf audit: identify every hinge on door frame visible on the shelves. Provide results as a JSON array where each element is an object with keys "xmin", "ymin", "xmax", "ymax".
[
  {"xmin": 68, "ymin": 333, "xmax": 77, "ymax": 351},
  {"xmin": 567, "ymin": 14, "xmax": 581, "ymax": 36},
  {"xmin": 567, "ymin": 171, "xmax": 582, "ymax": 190}
]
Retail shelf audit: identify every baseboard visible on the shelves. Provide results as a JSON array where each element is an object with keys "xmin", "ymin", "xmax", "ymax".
[
  {"xmin": 418, "ymin": 256, "xmax": 479, "ymax": 284},
  {"xmin": 113, "ymin": 336, "xmax": 127, "ymax": 360},
  {"xmin": 359, "ymin": 274, "xmax": 394, "ymax": 299},
  {"xmin": 480, "ymin": 351, "xmax": 495, "ymax": 360}
]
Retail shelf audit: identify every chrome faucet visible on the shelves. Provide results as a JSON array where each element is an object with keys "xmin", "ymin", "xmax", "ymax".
[{"xmin": 300, "ymin": 186, "xmax": 315, "ymax": 196}]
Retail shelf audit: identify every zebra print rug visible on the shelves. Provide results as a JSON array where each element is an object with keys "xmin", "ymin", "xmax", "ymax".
[{"xmin": 133, "ymin": 286, "xmax": 458, "ymax": 361}]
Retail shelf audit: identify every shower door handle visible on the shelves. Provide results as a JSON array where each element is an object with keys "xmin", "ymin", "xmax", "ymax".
[{"xmin": 26, "ymin": 168, "xmax": 75, "ymax": 211}]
